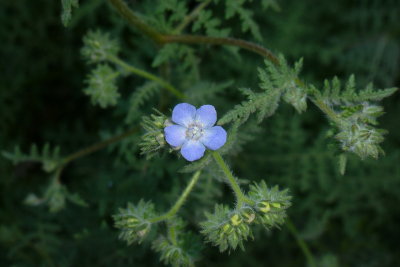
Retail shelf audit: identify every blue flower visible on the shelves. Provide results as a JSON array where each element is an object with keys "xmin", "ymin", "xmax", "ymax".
[{"xmin": 164, "ymin": 103, "xmax": 227, "ymax": 161}]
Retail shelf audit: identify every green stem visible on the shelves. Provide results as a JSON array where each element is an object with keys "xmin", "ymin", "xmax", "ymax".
[
  {"xmin": 150, "ymin": 171, "xmax": 202, "ymax": 223},
  {"xmin": 174, "ymin": 0, "xmax": 212, "ymax": 34},
  {"xmin": 212, "ymin": 151, "xmax": 254, "ymax": 207},
  {"xmin": 286, "ymin": 218, "xmax": 317, "ymax": 267},
  {"xmin": 107, "ymin": 55, "xmax": 185, "ymax": 100},
  {"xmin": 163, "ymin": 35, "xmax": 278, "ymax": 64},
  {"xmin": 61, "ymin": 127, "xmax": 138, "ymax": 166},
  {"xmin": 168, "ymin": 224, "xmax": 178, "ymax": 245},
  {"xmin": 107, "ymin": 0, "xmax": 341, "ymax": 125},
  {"xmin": 107, "ymin": 0, "xmax": 277, "ymax": 63},
  {"xmin": 310, "ymin": 98, "xmax": 343, "ymax": 126}
]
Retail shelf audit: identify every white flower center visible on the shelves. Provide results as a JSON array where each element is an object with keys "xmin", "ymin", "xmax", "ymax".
[{"xmin": 186, "ymin": 123, "xmax": 203, "ymax": 141}]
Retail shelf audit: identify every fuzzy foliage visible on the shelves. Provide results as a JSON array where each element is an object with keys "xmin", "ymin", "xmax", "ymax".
[
  {"xmin": 201, "ymin": 204, "xmax": 254, "ymax": 252},
  {"xmin": 2, "ymin": 0, "xmax": 399, "ymax": 266},
  {"xmin": 83, "ymin": 64, "xmax": 120, "ymax": 108},
  {"xmin": 152, "ymin": 219, "xmax": 202, "ymax": 267},
  {"xmin": 81, "ymin": 30, "xmax": 119, "ymax": 64},
  {"xmin": 139, "ymin": 111, "xmax": 168, "ymax": 159},
  {"xmin": 113, "ymin": 200, "xmax": 156, "ymax": 245},
  {"xmin": 25, "ymin": 173, "xmax": 88, "ymax": 213},
  {"xmin": 2, "ymin": 143, "xmax": 61, "ymax": 172},
  {"xmin": 218, "ymin": 55, "xmax": 304, "ymax": 126},
  {"xmin": 311, "ymin": 75, "xmax": 397, "ymax": 160},
  {"xmin": 247, "ymin": 181, "xmax": 292, "ymax": 228},
  {"xmin": 200, "ymin": 181, "xmax": 291, "ymax": 252}
]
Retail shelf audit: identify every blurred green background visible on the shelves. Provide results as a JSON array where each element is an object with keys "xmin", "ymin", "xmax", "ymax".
[{"xmin": 1, "ymin": 0, "xmax": 399, "ymax": 266}]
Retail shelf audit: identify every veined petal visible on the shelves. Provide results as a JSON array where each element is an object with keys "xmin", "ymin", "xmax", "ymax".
[
  {"xmin": 181, "ymin": 140, "xmax": 205, "ymax": 161},
  {"xmin": 172, "ymin": 103, "xmax": 196, "ymax": 127},
  {"xmin": 195, "ymin": 105, "xmax": 217, "ymax": 128},
  {"xmin": 200, "ymin": 126, "xmax": 227, "ymax": 150},
  {"xmin": 164, "ymin": 125, "xmax": 187, "ymax": 147}
]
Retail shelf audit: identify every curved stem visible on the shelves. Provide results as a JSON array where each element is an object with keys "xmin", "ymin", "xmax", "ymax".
[
  {"xmin": 286, "ymin": 218, "xmax": 317, "ymax": 267},
  {"xmin": 107, "ymin": 0, "xmax": 340, "ymax": 124},
  {"xmin": 212, "ymin": 151, "xmax": 254, "ymax": 207},
  {"xmin": 107, "ymin": 0, "xmax": 277, "ymax": 63},
  {"xmin": 107, "ymin": 55, "xmax": 185, "ymax": 100},
  {"xmin": 163, "ymin": 35, "xmax": 278, "ymax": 64},
  {"xmin": 61, "ymin": 127, "xmax": 138, "ymax": 166},
  {"xmin": 150, "ymin": 170, "xmax": 202, "ymax": 223}
]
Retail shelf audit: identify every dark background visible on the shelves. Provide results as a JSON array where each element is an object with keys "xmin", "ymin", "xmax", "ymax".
[{"xmin": 1, "ymin": 0, "xmax": 399, "ymax": 266}]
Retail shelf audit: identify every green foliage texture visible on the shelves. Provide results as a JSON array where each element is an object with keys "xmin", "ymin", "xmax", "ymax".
[{"xmin": 1, "ymin": 0, "xmax": 400, "ymax": 266}]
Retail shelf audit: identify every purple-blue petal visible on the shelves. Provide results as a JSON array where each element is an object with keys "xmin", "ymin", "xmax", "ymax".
[
  {"xmin": 180, "ymin": 140, "xmax": 205, "ymax": 161},
  {"xmin": 164, "ymin": 125, "xmax": 187, "ymax": 147},
  {"xmin": 172, "ymin": 103, "xmax": 196, "ymax": 127},
  {"xmin": 195, "ymin": 105, "xmax": 217, "ymax": 128},
  {"xmin": 200, "ymin": 126, "xmax": 227, "ymax": 150}
]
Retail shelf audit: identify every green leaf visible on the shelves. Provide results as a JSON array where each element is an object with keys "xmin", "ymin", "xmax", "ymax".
[
  {"xmin": 61, "ymin": 0, "xmax": 79, "ymax": 27},
  {"xmin": 113, "ymin": 200, "xmax": 157, "ymax": 245},
  {"xmin": 81, "ymin": 30, "xmax": 120, "ymax": 64},
  {"xmin": 316, "ymin": 74, "xmax": 397, "ymax": 104},
  {"xmin": 84, "ymin": 64, "xmax": 120, "ymax": 108},
  {"xmin": 219, "ymin": 55, "xmax": 304, "ymax": 125},
  {"xmin": 225, "ymin": 0, "xmax": 262, "ymax": 41},
  {"xmin": 2, "ymin": 143, "xmax": 61, "ymax": 172}
]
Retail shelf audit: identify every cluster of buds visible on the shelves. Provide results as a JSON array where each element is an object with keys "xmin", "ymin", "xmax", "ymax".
[
  {"xmin": 113, "ymin": 200, "xmax": 155, "ymax": 244},
  {"xmin": 336, "ymin": 123, "xmax": 386, "ymax": 159},
  {"xmin": 339, "ymin": 102, "xmax": 384, "ymax": 125},
  {"xmin": 248, "ymin": 181, "xmax": 291, "ymax": 229},
  {"xmin": 201, "ymin": 205, "xmax": 254, "ymax": 252},
  {"xmin": 139, "ymin": 112, "xmax": 169, "ymax": 159},
  {"xmin": 201, "ymin": 182, "xmax": 291, "ymax": 252},
  {"xmin": 282, "ymin": 80, "xmax": 308, "ymax": 113},
  {"xmin": 81, "ymin": 30, "xmax": 119, "ymax": 64},
  {"xmin": 84, "ymin": 64, "xmax": 120, "ymax": 108},
  {"xmin": 255, "ymin": 200, "xmax": 287, "ymax": 228}
]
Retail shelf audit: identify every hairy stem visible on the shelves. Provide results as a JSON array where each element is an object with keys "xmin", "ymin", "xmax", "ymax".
[
  {"xmin": 150, "ymin": 171, "xmax": 202, "ymax": 223},
  {"xmin": 212, "ymin": 151, "xmax": 254, "ymax": 207},
  {"xmin": 107, "ymin": 55, "xmax": 185, "ymax": 100},
  {"xmin": 107, "ymin": 0, "xmax": 277, "ymax": 63},
  {"xmin": 107, "ymin": 0, "xmax": 337, "ymax": 123},
  {"xmin": 163, "ymin": 35, "xmax": 278, "ymax": 64},
  {"xmin": 61, "ymin": 127, "xmax": 138, "ymax": 165},
  {"xmin": 286, "ymin": 218, "xmax": 317, "ymax": 267},
  {"xmin": 310, "ymin": 98, "xmax": 343, "ymax": 126}
]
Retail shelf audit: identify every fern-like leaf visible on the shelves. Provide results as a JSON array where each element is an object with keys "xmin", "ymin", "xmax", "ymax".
[
  {"xmin": 219, "ymin": 55, "xmax": 304, "ymax": 125},
  {"xmin": 225, "ymin": 0, "xmax": 262, "ymax": 41},
  {"xmin": 2, "ymin": 143, "xmax": 61, "ymax": 172},
  {"xmin": 314, "ymin": 75, "xmax": 397, "ymax": 104}
]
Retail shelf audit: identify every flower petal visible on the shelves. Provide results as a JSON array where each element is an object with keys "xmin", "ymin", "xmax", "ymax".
[
  {"xmin": 195, "ymin": 105, "xmax": 217, "ymax": 128},
  {"xmin": 164, "ymin": 125, "xmax": 187, "ymax": 147},
  {"xmin": 200, "ymin": 126, "xmax": 227, "ymax": 150},
  {"xmin": 181, "ymin": 140, "xmax": 205, "ymax": 161},
  {"xmin": 172, "ymin": 103, "xmax": 196, "ymax": 127}
]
